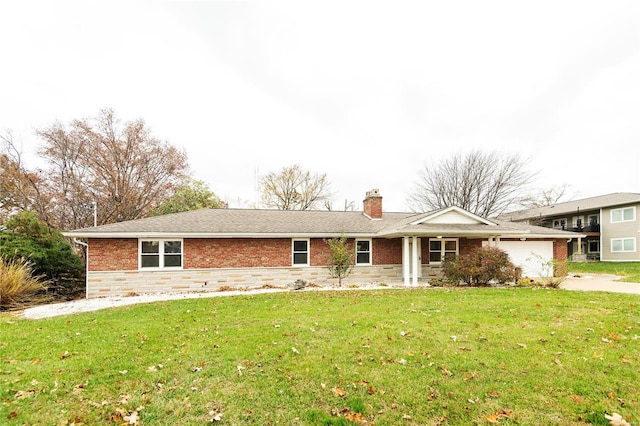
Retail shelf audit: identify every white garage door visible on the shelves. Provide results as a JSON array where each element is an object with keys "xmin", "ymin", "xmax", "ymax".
[{"xmin": 494, "ymin": 241, "xmax": 554, "ymax": 278}]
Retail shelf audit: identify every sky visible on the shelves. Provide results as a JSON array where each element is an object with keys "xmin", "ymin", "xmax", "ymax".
[{"xmin": 1, "ymin": 0, "xmax": 638, "ymax": 212}]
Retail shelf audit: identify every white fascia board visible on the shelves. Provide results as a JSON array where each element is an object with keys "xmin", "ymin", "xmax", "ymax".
[
  {"xmin": 410, "ymin": 206, "xmax": 497, "ymax": 226},
  {"xmin": 63, "ymin": 232, "xmax": 379, "ymax": 239}
]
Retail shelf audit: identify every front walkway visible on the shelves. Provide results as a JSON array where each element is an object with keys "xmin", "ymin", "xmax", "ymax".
[{"xmin": 560, "ymin": 274, "xmax": 640, "ymax": 294}]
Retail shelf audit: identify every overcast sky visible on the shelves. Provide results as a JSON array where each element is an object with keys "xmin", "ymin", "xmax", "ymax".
[{"xmin": 1, "ymin": 1, "xmax": 638, "ymax": 212}]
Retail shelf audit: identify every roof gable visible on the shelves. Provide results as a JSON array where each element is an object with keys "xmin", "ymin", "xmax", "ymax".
[{"xmin": 410, "ymin": 206, "xmax": 497, "ymax": 226}]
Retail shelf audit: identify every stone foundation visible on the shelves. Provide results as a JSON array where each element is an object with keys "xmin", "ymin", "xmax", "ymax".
[{"xmin": 85, "ymin": 264, "xmax": 444, "ymax": 298}]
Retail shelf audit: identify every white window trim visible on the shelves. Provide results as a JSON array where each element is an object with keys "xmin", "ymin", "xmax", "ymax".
[
  {"xmin": 428, "ymin": 238, "xmax": 459, "ymax": 264},
  {"xmin": 292, "ymin": 238, "xmax": 310, "ymax": 267},
  {"xmin": 355, "ymin": 238, "xmax": 372, "ymax": 266},
  {"xmin": 611, "ymin": 237, "xmax": 636, "ymax": 253},
  {"xmin": 611, "ymin": 207, "xmax": 636, "ymax": 223},
  {"xmin": 139, "ymin": 239, "xmax": 184, "ymax": 270}
]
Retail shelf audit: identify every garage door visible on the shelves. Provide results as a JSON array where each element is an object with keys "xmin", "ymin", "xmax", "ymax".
[{"xmin": 493, "ymin": 241, "xmax": 554, "ymax": 278}]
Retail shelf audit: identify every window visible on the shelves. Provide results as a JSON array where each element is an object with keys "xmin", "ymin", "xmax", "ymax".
[
  {"xmin": 356, "ymin": 239, "xmax": 371, "ymax": 265},
  {"xmin": 611, "ymin": 238, "xmax": 636, "ymax": 253},
  {"xmin": 140, "ymin": 240, "xmax": 182, "ymax": 269},
  {"xmin": 429, "ymin": 238, "xmax": 458, "ymax": 263},
  {"xmin": 553, "ymin": 219, "xmax": 567, "ymax": 229},
  {"xmin": 588, "ymin": 241, "xmax": 600, "ymax": 253},
  {"xmin": 611, "ymin": 207, "xmax": 635, "ymax": 223},
  {"xmin": 292, "ymin": 239, "xmax": 309, "ymax": 266}
]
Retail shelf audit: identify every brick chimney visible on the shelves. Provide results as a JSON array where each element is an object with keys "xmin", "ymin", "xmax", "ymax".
[{"xmin": 363, "ymin": 189, "xmax": 383, "ymax": 219}]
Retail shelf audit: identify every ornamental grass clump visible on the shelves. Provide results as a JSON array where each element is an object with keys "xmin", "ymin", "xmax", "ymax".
[{"xmin": 0, "ymin": 257, "xmax": 49, "ymax": 310}]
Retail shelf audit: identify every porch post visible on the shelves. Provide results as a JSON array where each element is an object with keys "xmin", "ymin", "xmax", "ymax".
[
  {"xmin": 412, "ymin": 236, "xmax": 419, "ymax": 287},
  {"xmin": 403, "ymin": 237, "xmax": 410, "ymax": 287}
]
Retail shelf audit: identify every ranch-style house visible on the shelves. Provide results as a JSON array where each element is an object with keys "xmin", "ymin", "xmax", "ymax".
[{"xmin": 64, "ymin": 189, "xmax": 580, "ymax": 298}]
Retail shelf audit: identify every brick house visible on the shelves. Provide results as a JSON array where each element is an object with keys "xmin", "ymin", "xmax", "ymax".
[{"xmin": 64, "ymin": 189, "xmax": 579, "ymax": 298}]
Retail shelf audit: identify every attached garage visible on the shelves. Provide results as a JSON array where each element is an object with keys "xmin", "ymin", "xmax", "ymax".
[{"xmin": 494, "ymin": 240, "xmax": 554, "ymax": 278}]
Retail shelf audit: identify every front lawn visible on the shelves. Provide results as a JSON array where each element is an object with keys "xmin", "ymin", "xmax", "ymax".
[
  {"xmin": 569, "ymin": 262, "xmax": 640, "ymax": 283},
  {"xmin": 2, "ymin": 289, "xmax": 638, "ymax": 425}
]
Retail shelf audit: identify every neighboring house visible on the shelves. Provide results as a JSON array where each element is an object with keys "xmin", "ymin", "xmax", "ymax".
[
  {"xmin": 64, "ymin": 189, "xmax": 580, "ymax": 298},
  {"xmin": 498, "ymin": 193, "xmax": 640, "ymax": 262}
]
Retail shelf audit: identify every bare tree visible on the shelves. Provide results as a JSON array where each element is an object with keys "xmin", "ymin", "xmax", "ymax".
[
  {"xmin": 517, "ymin": 184, "xmax": 573, "ymax": 209},
  {"xmin": 259, "ymin": 164, "xmax": 332, "ymax": 210},
  {"xmin": 1, "ymin": 110, "xmax": 190, "ymax": 230},
  {"xmin": 35, "ymin": 108, "xmax": 189, "ymax": 229},
  {"xmin": 0, "ymin": 131, "xmax": 51, "ymax": 225},
  {"xmin": 407, "ymin": 150, "xmax": 535, "ymax": 217}
]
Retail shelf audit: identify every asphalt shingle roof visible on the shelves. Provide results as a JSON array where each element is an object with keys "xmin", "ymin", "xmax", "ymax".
[
  {"xmin": 498, "ymin": 193, "xmax": 640, "ymax": 222},
  {"xmin": 64, "ymin": 207, "xmax": 580, "ymax": 239}
]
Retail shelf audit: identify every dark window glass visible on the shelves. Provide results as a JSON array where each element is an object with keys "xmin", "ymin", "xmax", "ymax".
[
  {"xmin": 164, "ymin": 254, "xmax": 182, "ymax": 267},
  {"xmin": 293, "ymin": 252, "xmax": 308, "ymax": 265},
  {"xmin": 142, "ymin": 241, "xmax": 159, "ymax": 254},
  {"xmin": 164, "ymin": 241, "xmax": 182, "ymax": 254},
  {"xmin": 293, "ymin": 240, "xmax": 308, "ymax": 252},
  {"xmin": 141, "ymin": 254, "xmax": 160, "ymax": 268}
]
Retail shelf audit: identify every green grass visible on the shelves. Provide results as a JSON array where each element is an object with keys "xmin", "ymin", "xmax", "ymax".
[
  {"xmin": 2, "ymin": 289, "xmax": 639, "ymax": 425},
  {"xmin": 569, "ymin": 262, "xmax": 640, "ymax": 283}
]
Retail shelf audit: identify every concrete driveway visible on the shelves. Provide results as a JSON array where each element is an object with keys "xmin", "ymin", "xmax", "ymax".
[{"xmin": 561, "ymin": 274, "xmax": 640, "ymax": 295}]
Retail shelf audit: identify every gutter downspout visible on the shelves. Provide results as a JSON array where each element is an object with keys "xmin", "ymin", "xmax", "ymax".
[{"xmin": 73, "ymin": 239, "xmax": 89, "ymax": 299}]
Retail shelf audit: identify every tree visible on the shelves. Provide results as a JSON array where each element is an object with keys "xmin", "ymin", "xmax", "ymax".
[
  {"xmin": 260, "ymin": 164, "xmax": 332, "ymax": 210},
  {"xmin": 32, "ymin": 108, "xmax": 189, "ymax": 230},
  {"xmin": 516, "ymin": 184, "xmax": 572, "ymax": 209},
  {"xmin": 325, "ymin": 232, "xmax": 354, "ymax": 287},
  {"xmin": 0, "ymin": 131, "xmax": 49, "ymax": 223},
  {"xmin": 151, "ymin": 179, "xmax": 226, "ymax": 216},
  {"xmin": 407, "ymin": 150, "xmax": 534, "ymax": 217},
  {"xmin": 0, "ymin": 211, "xmax": 85, "ymax": 298}
]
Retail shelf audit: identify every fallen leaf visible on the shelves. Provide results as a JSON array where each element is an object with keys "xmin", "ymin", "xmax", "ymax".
[
  {"xmin": 367, "ymin": 385, "xmax": 376, "ymax": 395},
  {"xmin": 292, "ymin": 347, "xmax": 300, "ymax": 355},
  {"xmin": 332, "ymin": 386, "xmax": 347, "ymax": 398},
  {"xmin": 124, "ymin": 411, "xmax": 139, "ymax": 424},
  {"xmin": 604, "ymin": 413, "xmax": 631, "ymax": 426},
  {"xmin": 346, "ymin": 412, "xmax": 367, "ymax": 424}
]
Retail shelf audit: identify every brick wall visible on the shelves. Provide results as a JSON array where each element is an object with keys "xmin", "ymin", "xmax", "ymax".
[
  {"xmin": 373, "ymin": 238, "xmax": 402, "ymax": 264},
  {"xmin": 185, "ymin": 238, "xmax": 292, "ymax": 268},
  {"xmin": 89, "ymin": 238, "xmax": 137, "ymax": 271},
  {"xmin": 89, "ymin": 237, "xmax": 402, "ymax": 272},
  {"xmin": 553, "ymin": 238, "xmax": 568, "ymax": 276}
]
